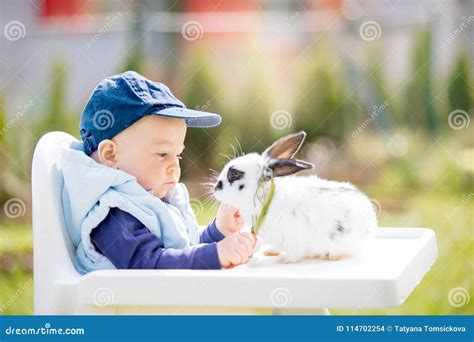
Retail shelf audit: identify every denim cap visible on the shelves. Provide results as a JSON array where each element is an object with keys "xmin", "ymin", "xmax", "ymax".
[{"xmin": 80, "ymin": 71, "xmax": 222, "ymax": 155}]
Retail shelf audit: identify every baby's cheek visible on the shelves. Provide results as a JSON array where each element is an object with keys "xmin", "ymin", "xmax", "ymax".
[{"xmin": 137, "ymin": 166, "xmax": 161, "ymax": 191}]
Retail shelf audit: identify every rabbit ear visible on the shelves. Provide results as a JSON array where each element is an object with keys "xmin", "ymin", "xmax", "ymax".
[
  {"xmin": 263, "ymin": 131, "xmax": 307, "ymax": 160},
  {"xmin": 265, "ymin": 158, "xmax": 314, "ymax": 177}
]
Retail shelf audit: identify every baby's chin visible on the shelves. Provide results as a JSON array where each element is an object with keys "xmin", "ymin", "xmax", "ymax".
[
  {"xmin": 153, "ymin": 183, "xmax": 177, "ymax": 199},
  {"xmin": 152, "ymin": 188, "xmax": 167, "ymax": 199}
]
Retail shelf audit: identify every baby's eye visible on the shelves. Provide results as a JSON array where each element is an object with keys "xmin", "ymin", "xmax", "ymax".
[{"xmin": 155, "ymin": 153, "xmax": 182, "ymax": 160}]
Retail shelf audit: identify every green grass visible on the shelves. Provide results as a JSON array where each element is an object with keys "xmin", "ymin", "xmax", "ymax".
[
  {"xmin": 0, "ymin": 223, "xmax": 33, "ymax": 315},
  {"xmin": 0, "ymin": 264, "xmax": 33, "ymax": 315}
]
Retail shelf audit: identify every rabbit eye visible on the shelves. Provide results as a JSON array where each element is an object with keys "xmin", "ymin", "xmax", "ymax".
[{"xmin": 227, "ymin": 167, "xmax": 245, "ymax": 184}]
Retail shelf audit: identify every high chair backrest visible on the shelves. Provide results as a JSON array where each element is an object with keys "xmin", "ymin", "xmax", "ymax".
[{"xmin": 32, "ymin": 131, "xmax": 81, "ymax": 314}]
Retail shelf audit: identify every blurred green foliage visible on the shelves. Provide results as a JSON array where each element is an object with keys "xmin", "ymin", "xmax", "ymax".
[
  {"xmin": 41, "ymin": 60, "xmax": 69, "ymax": 133},
  {"xmin": 448, "ymin": 48, "xmax": 473, "ymax": 113},
  {"xmin": 178, "ymin": 48, "xmax": 227, "ymax": 177},
  {"xmin": 119, "ymin": 2, "xmax": 146, "ymax": 74},
  {"xmin": 294, "ymin": 42, "xmax": 355, "ymax": 142},
  {"xmin": 0, "ymin": 94, "xmax": 7, "ymax": 203},
  {"xmin": 403, "ymin": 27, "xmax": 438, "ymax": 134}
]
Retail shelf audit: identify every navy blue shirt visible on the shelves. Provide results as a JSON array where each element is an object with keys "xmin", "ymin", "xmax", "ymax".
[{"xmin": 90, "ymin": 207, "xmax": 225, "ymax": 270}]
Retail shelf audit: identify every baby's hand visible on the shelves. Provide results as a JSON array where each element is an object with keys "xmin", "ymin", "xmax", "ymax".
[
  {"xmin": 215, "ymin": 203, "xmax": 245, "ymax": 237},
  {"xmin": 216, "ymin": 232, "xmax": 256, "ymax": 268}
]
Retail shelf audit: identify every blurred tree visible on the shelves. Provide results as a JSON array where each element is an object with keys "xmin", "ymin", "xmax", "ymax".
[
  {"xmin": 121, "ymin": 50, "xmax": 145, "ymax": 75},
  {"xmin": 0, "ymin": 93, "xmax": 5, "ymax": 146},
  {"xmin": 119, "ymin": 1, "xmax": 145, "ymax": 74},
  {"xmin": 340, "ymin": 47, "xmax": 364, "ymax": 132},
  {"xmin": 231, "ymin": 46, "xmax": 276, "ymax": 154},
  {"xmin": 178, "ymin": 48, "xmax": 226, "ymax": 179},
  {"xmin": 293, "ymin": 42, "xmax": 353, "ymax": 143},
  {"xmin": 21, "ymin": 59, "xmax": 76, "ymax": 183},
  {"xmin": 366, "ymin": 50, "xmax": 394, "ymax": 133},
  {"xmin": 38, "ymin": 59, "xmax": 73, "ymax": 134},
  {"xmin": 0, "ymin": 93, "xmax": 7, "ymax": 204},
  {"xmin": 403, "ymin": 27, "xmax": 438, "ymax": 135},
  {"xmin": 0, "ymin": 93, "xmax": 31, "ymax": 218},
  {"xmin": 448, "ymin": 49, "xmax": 473, "ymax": 114}
]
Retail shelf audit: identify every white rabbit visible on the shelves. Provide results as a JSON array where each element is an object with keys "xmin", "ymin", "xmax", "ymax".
[{"xmin": 213, "ymin": 131, "xmax": 377, "ymax": 263}]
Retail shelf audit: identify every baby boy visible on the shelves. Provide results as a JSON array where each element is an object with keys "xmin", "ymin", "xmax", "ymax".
[{"xmin": 62, "ymin": 71, "xmax": 254, "ymax": 274}]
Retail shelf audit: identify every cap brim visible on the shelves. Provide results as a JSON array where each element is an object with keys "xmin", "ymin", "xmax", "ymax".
[{"xmin": 151, "ymin": 107, "xmax": 222, "ymax": 128}]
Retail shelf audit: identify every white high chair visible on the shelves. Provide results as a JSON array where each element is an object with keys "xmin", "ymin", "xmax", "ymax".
[{"xmin": 32, "ymin": 132, "xmax": 438, "ymax": 315}]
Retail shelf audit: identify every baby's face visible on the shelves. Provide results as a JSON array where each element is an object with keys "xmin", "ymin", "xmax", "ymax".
[{"xmin": 110, "ymin": 115, "xmax": 186, "ymax": 198}]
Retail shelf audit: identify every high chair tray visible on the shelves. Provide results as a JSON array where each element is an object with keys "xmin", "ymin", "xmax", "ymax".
[{"xmin": 76, "ymin": 227, "xmax": 437, "ymax": 309}]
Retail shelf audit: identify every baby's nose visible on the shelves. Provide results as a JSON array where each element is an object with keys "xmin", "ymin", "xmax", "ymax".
[{"xmin": 215, "ymin": 180, "xmax": 223, "ymax": 191}]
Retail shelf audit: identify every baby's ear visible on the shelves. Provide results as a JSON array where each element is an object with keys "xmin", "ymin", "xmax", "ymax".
[{"xmin": 96, "ymin": 139, "xmax": 119, "ymax": 168}]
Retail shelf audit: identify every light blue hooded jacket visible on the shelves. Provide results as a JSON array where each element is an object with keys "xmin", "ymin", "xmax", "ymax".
[{"xmin": 60, "ymin": 141, "xmax": 200, "ymax": 274}]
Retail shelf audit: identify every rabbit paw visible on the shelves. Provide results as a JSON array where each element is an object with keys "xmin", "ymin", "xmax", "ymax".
[{"xmin": 279, "ymin": 252, "xmax": 304, "ymax": 263}]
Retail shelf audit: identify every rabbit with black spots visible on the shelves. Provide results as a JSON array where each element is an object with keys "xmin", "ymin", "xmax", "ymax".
[{"xmin": 213, "ymin": 131, "xmax": 377, "ymax": 263}]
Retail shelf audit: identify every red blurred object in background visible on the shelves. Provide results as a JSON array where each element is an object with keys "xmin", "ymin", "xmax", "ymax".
[
  {"xmin": 183, "ymin": 0, "xmax": 262, "ymax": 12},
  {"xmin": 41, "ymin": 0, "xmax": 88, "ymax": 17}
]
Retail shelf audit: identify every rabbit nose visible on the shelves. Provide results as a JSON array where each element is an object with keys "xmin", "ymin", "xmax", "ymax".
[{"xmin": 215, "ymin": 181, "xmax": 223, "ymax": 191}]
